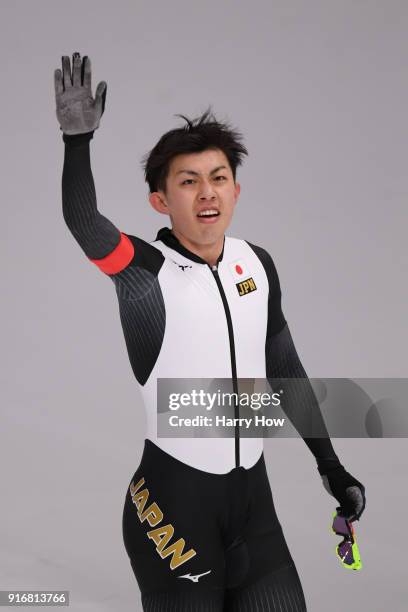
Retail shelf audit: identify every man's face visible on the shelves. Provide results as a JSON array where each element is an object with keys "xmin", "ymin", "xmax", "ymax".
[{"xmin": 149, "ymin": 148, "xmax": 241, "ymax": 246}]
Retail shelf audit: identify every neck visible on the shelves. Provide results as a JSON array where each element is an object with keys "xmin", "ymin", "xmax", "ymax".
[{"xmin": 171, "ymin": 228, "xmax": 224, "ymax": 267}]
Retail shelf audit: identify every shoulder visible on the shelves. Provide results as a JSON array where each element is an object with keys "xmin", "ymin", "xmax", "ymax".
[
  {"xmin": 122, "ymin": 232, "xmax": 165, "ymax": 275},
  {"xmin": 225, "ymin": 235, "xmax": 282, "ymax": 293},
  {"xmin": 243, "ymin": 239, "xmax": 281, "ymax": 286},
  {"xmin": 245, "ymin": 240, "xmax": 275, "ymax": 268},
  {"xmin": 227, "ymin": 235, "xmax": 276, "ymax": 264}
]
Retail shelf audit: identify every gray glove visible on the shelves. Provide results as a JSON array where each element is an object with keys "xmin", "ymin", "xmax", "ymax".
[{"xmin": 54, "ymin": 51, "xmax": 107, "ymax": 135}]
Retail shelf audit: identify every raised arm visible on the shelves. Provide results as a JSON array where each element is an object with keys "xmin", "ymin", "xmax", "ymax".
[{"xmin": 55, "ymin": 52, "xmax": 133, "ymax": 272}]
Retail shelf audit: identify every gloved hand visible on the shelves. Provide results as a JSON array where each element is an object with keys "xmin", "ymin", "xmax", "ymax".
[
  {"xmin": 318, "ymin": 460, "xmax": 366, "ymax": 522},
  {"xmin": 54, "ymin": 52, "xmax": 107, "ymax": 135}
]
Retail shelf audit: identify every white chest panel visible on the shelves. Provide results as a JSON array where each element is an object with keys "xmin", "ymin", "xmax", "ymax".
[{"xmin": 138, "ymin": 236, "xmax": 269, "ymax": 473}]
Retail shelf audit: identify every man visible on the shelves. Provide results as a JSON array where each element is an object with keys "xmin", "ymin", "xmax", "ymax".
[{"xmin": 55, "ymin": 52, "xmax": 366, "ymax": 611}]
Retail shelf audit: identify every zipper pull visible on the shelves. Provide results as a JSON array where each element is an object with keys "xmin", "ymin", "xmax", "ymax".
[{"xmin": 211, "ymin": 264, "xmax": 218, "ymax": 272}]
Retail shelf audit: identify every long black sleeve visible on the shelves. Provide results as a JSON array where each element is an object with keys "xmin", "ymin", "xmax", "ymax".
[
  {"xmin": 247, "ymin": 241, "xmax": 342, "ymax": 475},
  {"xmin": 62, "ymin": 131, "xmax": 121, "ymax": 259},
  {"xmin": 265, "ymin": 324, "xmax": 342, "ymax": 474}
]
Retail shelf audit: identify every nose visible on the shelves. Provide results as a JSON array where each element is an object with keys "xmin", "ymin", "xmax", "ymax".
[{"xmin": 199, "ymin": 184, "xmax": 217, "ymax": 200}]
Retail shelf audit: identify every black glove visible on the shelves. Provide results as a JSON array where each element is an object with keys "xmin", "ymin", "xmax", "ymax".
[
  {"xmin": 54, "ymin": 52, "xmax": 107, "ymax": 135},
  {"xmin": 318, "ymin": 459, "xmax": 366, "ymax": 521}
]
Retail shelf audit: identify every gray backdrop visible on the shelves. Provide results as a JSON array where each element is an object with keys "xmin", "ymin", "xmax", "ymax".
[{"xmin": 1, "ymin": 1, "xmax": 407, "ymax": 610}]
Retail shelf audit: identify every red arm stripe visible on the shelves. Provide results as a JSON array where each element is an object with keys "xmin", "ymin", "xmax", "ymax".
[{"xmin": 89, "ymin": 232, "xmax": 134, "ymax": 274}]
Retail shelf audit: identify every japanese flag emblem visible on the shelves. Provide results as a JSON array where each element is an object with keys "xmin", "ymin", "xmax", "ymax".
[{"xmin": 229, "ymin": 259, "xmax": 250, "ymax": 281}]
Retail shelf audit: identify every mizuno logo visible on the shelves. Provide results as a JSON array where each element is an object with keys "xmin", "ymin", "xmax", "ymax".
[
  {"xmin": 178, "ymin": 570, "xmax": 212, "ymax": 583},
  {"xmin": 172, "ymin": 261, "xmax": 193, "ymax": 271}
]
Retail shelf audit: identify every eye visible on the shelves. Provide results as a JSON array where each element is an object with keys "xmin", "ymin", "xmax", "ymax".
[{"xmin": 181, "ymin": 176, "xmax": 226, "ymax": 185}]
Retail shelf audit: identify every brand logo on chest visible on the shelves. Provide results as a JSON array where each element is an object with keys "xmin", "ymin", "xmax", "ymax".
[
  {"xmin": 229, "ymin": 259, "xmax": 257, "ymax": 296},
  {"xmin": 172, "ymin": 260, "xmax": 193, "ymax": 271}
]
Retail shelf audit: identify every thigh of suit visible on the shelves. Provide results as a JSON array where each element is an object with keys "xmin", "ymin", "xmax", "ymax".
[
  {"xmin": 122, "ymin": 440, "xmax": 303, "ymax": 610},
  {"xmin": 141, "ymin": 563, "xmax": 308, "ymax": 612},
  {"xmin": 140, "ymin": 565, "xmax": 308, "ymax": 612},
  {"xmin": 224, "ymin": 562, "xmax": 307, "ymax": 611}
]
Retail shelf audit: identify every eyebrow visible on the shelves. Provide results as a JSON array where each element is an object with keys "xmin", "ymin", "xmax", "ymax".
[{"xmin": 175, "ymin": 165, "xmax": 228, "ymax": 177}]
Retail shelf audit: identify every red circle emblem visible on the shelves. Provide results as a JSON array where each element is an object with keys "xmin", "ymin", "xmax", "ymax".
[{"xmin": 235, "ymin": 264, "xmax": 243, "ymax": 275}]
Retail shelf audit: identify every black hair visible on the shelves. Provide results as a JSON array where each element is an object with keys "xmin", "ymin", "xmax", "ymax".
[{"xmin": 141, "ymin": 105, "xmax": 248, "ymax": 195}]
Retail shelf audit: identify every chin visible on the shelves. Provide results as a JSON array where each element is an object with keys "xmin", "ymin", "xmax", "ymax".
[{"xmin": 197, "ymin": 225, "xmax": 225, "ymax": 241}]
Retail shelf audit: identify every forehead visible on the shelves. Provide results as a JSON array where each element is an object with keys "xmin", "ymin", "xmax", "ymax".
[{"xmin": 169, "ymin": 148, "xmax": 231, "ymax": 175}]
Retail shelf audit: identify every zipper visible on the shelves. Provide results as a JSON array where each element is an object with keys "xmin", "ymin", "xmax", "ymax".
[{"xmin": 209, "ymin": 263, "xmax": 240, "ymax": 468}]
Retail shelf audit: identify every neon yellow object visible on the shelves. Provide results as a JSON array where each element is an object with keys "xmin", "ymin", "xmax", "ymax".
[{"xmin": 331, "ymin": 510, "xmax": 362, "ymax": 571}]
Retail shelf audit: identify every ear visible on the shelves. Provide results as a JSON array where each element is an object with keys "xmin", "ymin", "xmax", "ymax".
[
  {"xmin": 234, "ymin": 182, "xmax": 241, "ymax": 204},
  {"xmin": 149, "ymin": 192, "xmax": 170, "ymax": 216}
]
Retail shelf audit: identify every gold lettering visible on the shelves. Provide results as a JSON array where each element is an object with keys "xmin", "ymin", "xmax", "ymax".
[
  {"xmin": 139, "ymin": 502, "xmax": 163, "ymax": 526},
  {"xmin": 132, "ymin": 477, "xmax": 199, "ymax": 570},
  {"xmin": 160, "ymin": 538, "xmax": 197, "ymax": 570},
  {"xmin": 132, "ymin": 488, "xmax": 149, "ymax": 515},
  {"xmin": 130, "ymin": 477, "xmax": 145, "ymax": 497},
  {"xmin": 236, "ymin": 277, "xmax": 257, "ymax": 296},
  {"xmin": 147, "ymin": 523, "xmax": 174, "ymax": 551}
]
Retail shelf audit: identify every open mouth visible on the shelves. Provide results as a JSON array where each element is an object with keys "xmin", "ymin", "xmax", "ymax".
[{"xmin": 197, "ymin": 209, "xmax": 220, "ymax": 219}]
